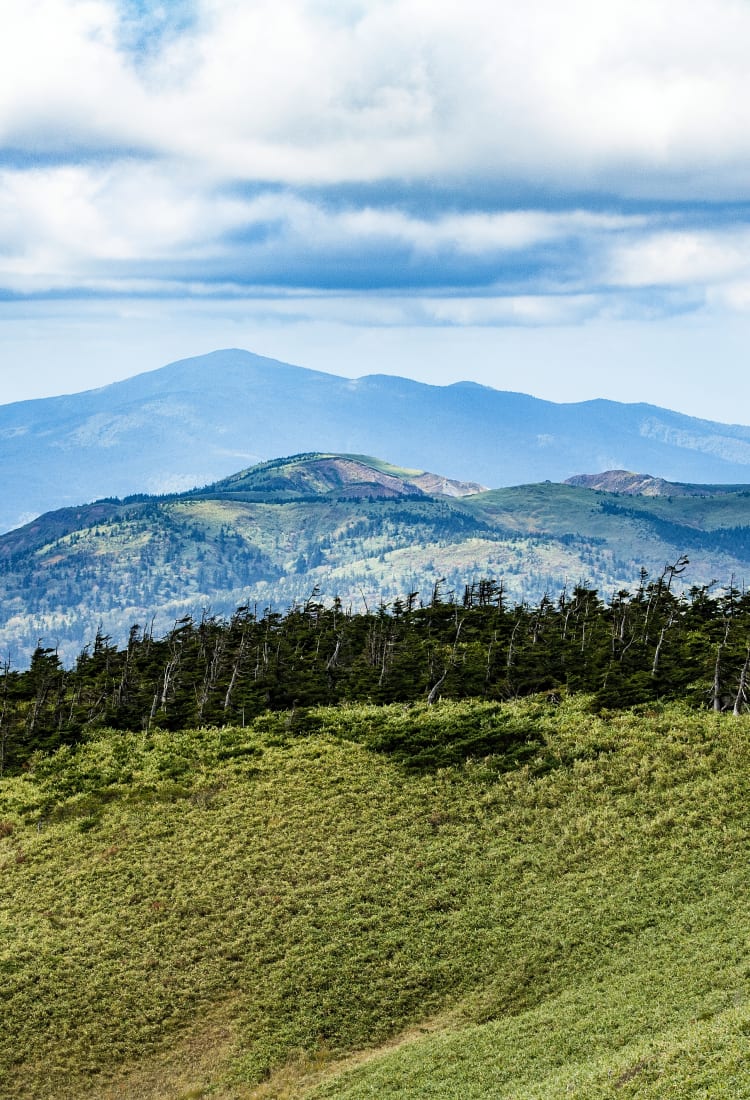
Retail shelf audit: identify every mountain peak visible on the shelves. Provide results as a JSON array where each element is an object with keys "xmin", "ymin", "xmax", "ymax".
[
  {"xmin": 4, "ymin": 347, "xmax": 750, "ymax": 533},
  {"xmin": 563, "ymin": 470, "xmax": 750, "ymax": 497},
  {"xmin": 199, "ymin": 453, "xmax": 487, "ymax": 501},
  {"xmin": 564, "ymin": 470, "xmax": 679, "ymax": 495}
]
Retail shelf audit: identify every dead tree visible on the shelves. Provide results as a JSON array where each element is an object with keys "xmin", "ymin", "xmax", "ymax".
[
  {"xmin": 712, "ymin": 620, "xmax": 731, "ymax": 713},
  {"xmin": 733, "ymin": 646, "xmax": 750, "ymax": 717}
]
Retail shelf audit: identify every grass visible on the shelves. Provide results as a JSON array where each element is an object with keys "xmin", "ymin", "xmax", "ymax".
[{"xmin": 2, "ymin": 699, "xmax": 750, "ymax": 1097}]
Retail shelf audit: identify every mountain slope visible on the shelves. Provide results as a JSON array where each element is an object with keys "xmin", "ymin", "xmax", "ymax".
[
  {"xmin": 2, "ymin": 454, "xmax": 750, "ymax": 665},
  {"xmin": 4, "ymin": 348, "xmax": 750, "ymax": 531},
  {"xmin": 198, "ymin": 453, "xmax": 486, "ymax": 501},
  {"xmin": 3, "ymin": 701, "xmax": 750, "ymax": 1098}
]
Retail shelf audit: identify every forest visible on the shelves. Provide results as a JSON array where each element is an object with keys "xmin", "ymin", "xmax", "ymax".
[{"xmin": 4, "ymin": 557, "xmax": 750, "ymax": 774}]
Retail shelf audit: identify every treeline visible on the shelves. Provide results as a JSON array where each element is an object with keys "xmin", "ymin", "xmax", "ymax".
[{"xmin": 3, "ymin": 559, "xmax": 750, "ymax": 773}]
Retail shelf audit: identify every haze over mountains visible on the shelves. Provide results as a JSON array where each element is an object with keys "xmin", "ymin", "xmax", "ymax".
[{"xmin": 4, "ymin": 348, "xmax": 750, "ymax": 533}]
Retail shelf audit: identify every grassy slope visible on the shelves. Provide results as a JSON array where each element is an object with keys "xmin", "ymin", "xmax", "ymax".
[
  {"xmin": 2, "ymin": 700, "xmax": 750, "ymax": 1098},
  {"xmin": 470, "ymin": 481, "xmax": 750, "ymax": 535}
]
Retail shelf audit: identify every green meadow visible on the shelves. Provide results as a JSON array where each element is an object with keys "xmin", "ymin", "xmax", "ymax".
[{"xmin": 2, "ymin": 698, "xmax": 750, "ymax": 1098}]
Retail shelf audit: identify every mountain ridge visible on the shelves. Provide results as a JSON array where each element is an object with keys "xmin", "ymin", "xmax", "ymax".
[
  {"xmin": 2, "ymin": 451, "xmax": 750, "ymax": 665},
  {"xmin": 4, "ymin": 348, "xmax": 750, "ymax": 532}
]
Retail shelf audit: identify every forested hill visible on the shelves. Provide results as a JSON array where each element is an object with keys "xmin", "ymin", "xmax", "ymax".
[
  {"xmin": 3, "ymin": 567, "xmax": 750, "ymax": 774},
  {"xmin": 2, "ymin": 452, "xmax": 750, "ymax": 665},
  {"xmin": 5, "ymin": 347, "xmax": 750, "ymax": 532}
]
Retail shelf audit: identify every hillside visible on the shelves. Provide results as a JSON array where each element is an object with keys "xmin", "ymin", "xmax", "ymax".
[
  {"xmin": 198, "ymin": 453, "xmax": 486, "ymax": 501},
  {"xmin": 5, "ymin": 348, "xmax": 750, "ymax": 531},
  {"xmin": 2, "ymin": 452, "xmax": 750, "ymax": 665},
  {"xmin": 2, "ymin": 699, "xmax": 750, "ymax": 1098},
  {"xmin": 565, "ymin": 469, "xmax": 750, "ymax": 496}
]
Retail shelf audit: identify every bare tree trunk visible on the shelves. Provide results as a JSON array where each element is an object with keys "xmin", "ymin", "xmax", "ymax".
[
  {"xmin": 224, "ymin": 632, "xmax": 248, "ymax": 712},
  {"xmin": 733, "ymin": 646, "xmax": 750, "ymax": 717},
  {"xmin": 150, "ymin": 651, "xmax": 180, "ymax": 725},
  {"xmin": 651, "ymin": 612, "xmax": 676, "ymax": 676},
  {"xmin": 378, "ymin": 636, "xmax": 394, "ymax": 688},
  {"xmin": 27, "ymin": 685, "xmax": 48, "ymax": 737},
  {"xmin": 0, "ymin": 656, "xmax": 9, "ymax": 777},
  {"xmin": 652, "ymin": 627, "xmax": 667, "ymax": 676},
  {"xmin": 427, "ymin": 670, "xmax": 448, "ymax": 705},
  {"xmin": 326, "ymin": 637, "xmax": 342, "ymax": 672},
  {"xmin": 712, "ymin": 622, "xmax": 730, "ymax": 712},
  {"xmin": 507, "ymin": 615, "xmax": 523, "ymax": 669},
  {"xmin": 426, "ymin": 615, "xmax": 465, "ymax": 704},
  {"xmin": 197, "ymin": 635, "xmax": 226, "ymax": 721}
]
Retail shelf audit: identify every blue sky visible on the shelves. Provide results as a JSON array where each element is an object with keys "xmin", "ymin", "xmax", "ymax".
[{"xmin": 2, "ymin": 0, "xmax": 750, "ymax": 420}]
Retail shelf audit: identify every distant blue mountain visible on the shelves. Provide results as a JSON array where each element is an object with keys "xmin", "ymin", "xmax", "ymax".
[{"xmin": 2, "ymin": 347, "xmax": 750, "ymax": 532}]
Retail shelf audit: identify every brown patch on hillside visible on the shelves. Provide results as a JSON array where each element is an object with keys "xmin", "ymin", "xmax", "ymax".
[
  {"xmin": 410, "ymin": 472, "xmax": 487, "ymax": 497},
  {"xmin": 565, "ymin": 470, "xmax": 687, "ymax": 496},
  {"xmin": 75, "ymin": 1000, "xmax": 245, "ymax": 1100},
  {"xmin": 248, "ymin": 1012, "xmax": 453, "ymax": 1099}
]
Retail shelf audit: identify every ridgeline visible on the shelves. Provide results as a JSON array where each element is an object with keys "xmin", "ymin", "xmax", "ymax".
[{"xmin": 4, "ymin": 452, "xmax": 750, "ymax": 668}]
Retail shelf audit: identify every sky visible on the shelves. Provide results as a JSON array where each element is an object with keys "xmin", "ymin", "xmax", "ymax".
[{"xmin": 2, "ymin": 0, "xmax": 750, "ymax": 421}]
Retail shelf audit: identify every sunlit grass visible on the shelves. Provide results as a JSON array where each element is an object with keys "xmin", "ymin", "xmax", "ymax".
[{"xmin": 2, "ymin": 699, "xmax": 750, "ymax": 1098}]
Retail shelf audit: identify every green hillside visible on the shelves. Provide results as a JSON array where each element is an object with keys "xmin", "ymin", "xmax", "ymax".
[{"xmin": 3, "ymin": 698, "xmax": 750, "ymax": 1098}]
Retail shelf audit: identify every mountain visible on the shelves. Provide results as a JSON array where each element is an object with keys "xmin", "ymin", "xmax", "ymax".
[
  {"xmin": 199, "ymin": 453, "xmax": 486, "ymax": 501},
  {"xmin": 565, "ymin": 469, "xmax": 750, "ymax": 496},
  {"xmin": 4, "ymin": 348, "xmax": 750, "ymax": 532},
  {"xmin": 2, "ymin": 452, "xmax": 750, "ymax": 665}
]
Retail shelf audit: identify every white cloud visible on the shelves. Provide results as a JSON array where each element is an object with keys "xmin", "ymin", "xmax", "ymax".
[
  {"xmin": 0, "ymin": 0, "xmax": 157, "ymax": 153},
  {"xmin": 4, "ymin": 0, "xmax": 750, "ymax": 193},
  {"xmin": 710, "ymin": 280, "xmax": 750, "ymax": 312},
  {"xmin": 0, "ymin": 162, "xmax": 251, "ymax": 289},
  {"xmin": 421, "ymin": 294, "xmax": 602, "ymax": 326},
  {"xmin": 608, "ymin": 229, "xmax": 750, "ymax": 288},
  {"xmin": 3, "ymin": 154, "xmax": 750, "ymax": 336},
  {"xmin": 330, "ymin": 208, "xmax": 639, "ymax": 255},
  {"xmin": 4, "ymin": 0, "xmax": 750, "ymax": 390}
]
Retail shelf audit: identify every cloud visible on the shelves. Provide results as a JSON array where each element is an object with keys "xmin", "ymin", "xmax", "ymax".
[
  {"xmin": 0, "ymin": 160, "xmax": 649, "ymax": 296},
  {"xmin": 4, "ymin": 155, "xmax": 750, "ymax": 322},
  {"xmin": 3, "ymin": 0, "xmax": 750, "ymax": 337},
  {"xmin": 0, "ymin": 1, "xmax": 155, "ymax": 156},
  {"xmin": 4, "ymin": 0, "xmax": 750, "ymax": 193},
  {"xmin": 608, "ymin": 228, "xmax": 750, "ymax": 289},
  {"xmin": 0, "ymin": 162, "xmax": 249, "ymax": 290}
]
